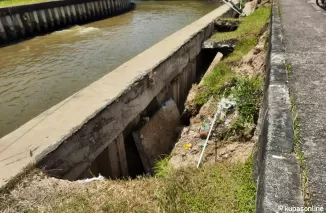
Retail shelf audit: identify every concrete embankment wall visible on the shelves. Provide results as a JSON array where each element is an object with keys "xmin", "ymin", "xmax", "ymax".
[
  {"xmin": 0, "ymin": 4, "xmax": 235, "ymax": 188},
  {"xmin": 255, "ymin": 1, "xmax": 304, "ymax": 212},
  {"xmin": 0, "ymin": 0, "xmax": 133, "ymax": 44}
]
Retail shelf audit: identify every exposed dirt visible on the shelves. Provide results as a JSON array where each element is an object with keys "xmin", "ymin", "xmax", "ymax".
[
  {"xmin": 170, "ymin": 31, "xmax": 268, "ymax": 169},
  {"xmin": 235, "ymin": 31, "xmax": 268, "ymax": 76}
]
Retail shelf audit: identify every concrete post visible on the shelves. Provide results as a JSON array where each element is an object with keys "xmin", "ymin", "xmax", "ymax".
[
  {"xmin": 44, "ymin": 9, "xmax": 54, "ymax": 28},
  {"xmin": 116, "ymin": 133, "xmax": 129, "ymax": 177},
  {"xmin": 2, "ymin": 16, "xmax": 17, "ymax": 39},
  {"xmin": 70, "ymin": 5, "xmax": 77, "ymax": 23},
  {"xmin": 52, "ymin": 8, "xmax": 61, "ymax": 26},
  {"xmin": 11, "ymin": 14, "xmax": 25, "ymax": 38},
  {"xmin": 64, "ymin": 6, "xmax": 72, "ymax": 24},
  {"xmin": 20, "ymin": 12, "xmax": 33, "ymax": 35},
  {"xmin": 0, "ymin": 19, "xmax": 8, "ymax": 42},
  {"xmin": 81, "ymin": 4, "xmax": 87, "ymax": 20},
  {"xmin": 101, "ymin": 0, "xmax": 109, "ymax": 17},
  {"xmin": 59, "ymin": 7, "xmax": 66, "ymax": 25},
  {"xmin": 37, "ymin": 10, "xmax": 48, "ymax": 32}
]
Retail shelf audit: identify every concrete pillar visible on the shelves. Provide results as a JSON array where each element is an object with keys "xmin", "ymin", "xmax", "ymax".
[
  {"xmin": 45, "ymin": 9, "xmax": 54, "ymax": 28},
  {"xmin": 0, "ymin": 19, "xmax": 8, "ymax": 42},
  {"xmin": 91, "ymin": 2, "xmax": 96, "ymax": 18},
  {"xmin": 85, "ymin": 2, "xmax": 92, "ymax": 19},
  {"xmin": 112, "ymin": 0, "xmax": 116, "ymax": 14},
  {"xmin": 2, "ymin": 16, "xmax": 17, "ymax": 39},
  {"xmin": 70, "ymin": 5, "xmax": 77, "ymax": 23},
  {"xmin": 169, "ymin": 79, "xmax": 179, "ymax": 109},
  {"xmin": 115, "ymin": 0, "xmax": 120, "ymax": 14},
  {"xmin": 95, "ymin": 1, "xmax": 101, "ymax": 17},
  {"xmin": 116, "ymin": 133, "xmax": 129, "ymax": 177},
  {"xmin": 20, "ymin": 12, "xmax": 33, "ymax": 35},
  {"xmin": 75, "ymin": 4, "xmax": 83, "ymax": 21},
  {"xmin": 12, "ymin": 14, "xmax": 25, "ymax": 38},
  {"xmin": 98, "ymin": 0, "xmax": 105, "ymax": 17},
  {"xmin": 119, "ymin": 0, "xmax": 123, "ymax": 13},
  {"xmin": 107, "ymin": 138, "xmax": 120, "ymax": 178},
  {"xmin": 30, "ymin": 11, "xmax": 41, "ymax": 32},
  {"xmin": 96, "ymin": 133, "xmax": 128, "ymax": 178},
  {"xmin": 123, "ymin": 0, "xmax": 127, "ymax": 10},
  {"xmin": 101, "ymin": 0, "xmax": 109, "ymax": 17},
  {"xmin": 107, "ymin": 0, "xmax": 112, "ymax": 16},
  {"xmin": 37, "ymin": 10, "xmax": 48, "ymax": 32},
  {"xmin": 59, "ymin": 7, "xmax": 67, "ymax": 26},
  {"xmin": 64, "ymin": 6, "xmax": 72, "ymax": 24},
  {"xmin": 52, "ymin": 8, "xmax": 61, "ymax": 27},
  {"xmin": 81, "ymin": 4, "xmax": 87, "ymax": 20},
  {"xmin": 117, "ymin": 0, "xmax": 121, "ymax": 14}
]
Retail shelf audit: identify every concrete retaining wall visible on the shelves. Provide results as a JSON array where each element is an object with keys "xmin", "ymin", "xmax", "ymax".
[
  {"xmin": 255, "ymin": 1, "xmax": 304, "ymax": 212},
  {"xmin": 0, "ymin": 4, "xmax": 234, "ymax": 188},
  {"xmin": 0, "ymin": 0, "xmax": 133, "ymax": 44}
]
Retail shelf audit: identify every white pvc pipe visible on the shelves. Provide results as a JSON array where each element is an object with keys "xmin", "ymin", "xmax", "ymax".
[{"xmin": 196, "ymin": 106, "xmax": 220, "ymax": 168}]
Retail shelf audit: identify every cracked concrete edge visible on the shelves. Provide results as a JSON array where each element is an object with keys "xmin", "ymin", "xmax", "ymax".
[{"xmin": 255, "ymin": 1, "xmax": 304, "ymax": 212}]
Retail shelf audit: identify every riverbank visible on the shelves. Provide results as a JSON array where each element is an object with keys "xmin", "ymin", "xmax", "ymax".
[
  {"xmin": 0, "ymin": 0, "xmax": 51, "ymax": 8},
  {"xmin": 0, "ymin": 0, "xmax": 133, "ymax": 45},
  {"xmin": 0, "ymin": 2, "xmax": 271, "ymax": 212}
]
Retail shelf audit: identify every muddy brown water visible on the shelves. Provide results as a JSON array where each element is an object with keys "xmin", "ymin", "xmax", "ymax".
[{"xmin": 0, "ymin": 1, "xmax": 222, "ymax": 138}]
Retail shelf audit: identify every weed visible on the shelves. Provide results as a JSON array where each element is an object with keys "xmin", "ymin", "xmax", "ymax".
[
  {"xmin": 286, "ymin": 62, "xmax": 292, "ymax": 76},
  {"xmin": 153, "ymin": 156, "xmax": 171, "ymax": 178},
  {"xmin": 212, "ymin": 6, "xmax": 271, "ymax": 42},
  {"xmin": 195, "ymin": 6, "xmax": 270, "ymax": 106},
  {"xmin": 232, "ymin": 77, "xmax": 263, "ymax": 124},
  {"xmin": 290, "ymin": 96, "xmax": 312, "ymax": 209}
]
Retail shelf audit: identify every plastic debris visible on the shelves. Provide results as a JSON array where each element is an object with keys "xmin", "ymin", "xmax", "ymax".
[
  {"xmin": 184, "ymin": 143, "xmax": 192, "ymax": 150},
  {"xmin": 217, "ymin": 95, "xmax": 237, "ymax": 120},
  {"xmin": 77, "ymin": 174, "xmax": 105, "ymax": 183}
]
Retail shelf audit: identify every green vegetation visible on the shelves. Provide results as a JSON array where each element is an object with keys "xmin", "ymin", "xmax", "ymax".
[
  {"xmin": 232, "ymin": 77, "xmax": 262, "ymax": 124},
  {"xmin": 1, "ymin": 156, "xmax": 256, "ymax": 213},
  {"xmin": 287, "ymin": 61, "xmax": 311, "ymax": 209},
  {"xmin": 153, "ymin": 155, "xmax": 171, "ymax": 177},
  {"xmin": 195, "ymin": 6, "xmax": 270, "ymax": 106},
  {"xmin": 0, "ymin": 0, "xmax": 50, "ymax": 8},
  {"xmin": 290, "ymin": 95, "xmax": 311, "ymax": 210},
  {"xmin": 212, "ymin": 7, "xmax": 270, "ymax": 42},
  {"xmin": 157, "ymin": 157, "xmax": 256, "ymax": 213}
]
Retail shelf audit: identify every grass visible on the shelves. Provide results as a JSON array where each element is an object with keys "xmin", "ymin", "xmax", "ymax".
[
  {"xmin": 212, "ymin": 7, "xmax": 270, "ymax": 43},
  {"xmin": 288, "ymin": 61, "xmax": 311, "ymax": 210},
  {"xmin": 153, "ymin": 155, "xmax": 171, "ymax": 178},
  {"xmin": 1, "ymin": 157, "xmax": 256, "ymax": 213},
  {"xmin": 157, "ymin": 157, "xmax": 256, "ymax": 213},
  {"xmin": 0, "ymin": 0, "xmax": 51, "ymax": 8},
  {"xmin": 290, "ymin": 95, "xmax": 312, "ymax": 210},
  {"xmin": 195, "ymin": 6, "xmax": 270, "ymax": 106},
  {"xmin": 232, "ymin": 77, "xmax": 263, "ymax": 124}
]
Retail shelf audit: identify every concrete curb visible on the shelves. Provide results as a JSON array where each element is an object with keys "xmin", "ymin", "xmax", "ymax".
[{"xmin": 255, "ymin": 1, "xmax": 304, "ymax": 212}]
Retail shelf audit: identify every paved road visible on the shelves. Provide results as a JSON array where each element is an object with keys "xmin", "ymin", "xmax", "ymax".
[{"xmin": 280, "ymin": 0, "xmax": 326, "ymax": 208}]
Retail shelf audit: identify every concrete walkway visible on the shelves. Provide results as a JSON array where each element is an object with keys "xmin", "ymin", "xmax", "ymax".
[{"xmin": 280, "ymin": 0, "xmax": 326, "ymax": 208}]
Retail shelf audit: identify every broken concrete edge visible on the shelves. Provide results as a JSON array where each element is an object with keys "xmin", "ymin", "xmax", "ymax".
[
  {"xmin": 0, "ymin": 4, "xmax": 235, "ymax": 191},
  {"xmin": 198, "ymin": 52, "xmax": 223, "ymax": 86},
  {"xmin": 255, "ymin": 1, "xmax": 304, "ymax": 212}
]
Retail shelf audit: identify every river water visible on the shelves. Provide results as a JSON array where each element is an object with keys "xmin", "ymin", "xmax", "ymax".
[{"xmin": 0, "ymin": 0, "xmax": 221, "ymax": 138}]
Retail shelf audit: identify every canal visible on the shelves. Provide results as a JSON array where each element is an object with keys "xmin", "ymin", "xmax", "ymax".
[{"xmin": 0, "ymin": 0, "xmax": 221, "ymax": 138}]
